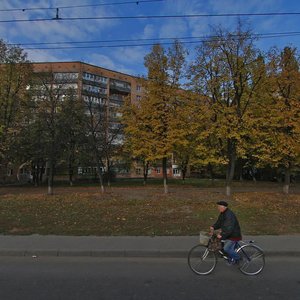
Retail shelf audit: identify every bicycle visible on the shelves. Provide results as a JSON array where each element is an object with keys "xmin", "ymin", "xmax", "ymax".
[{"xmin": 188, "ymin": 233, "xmax": 265, "ymax": 276}]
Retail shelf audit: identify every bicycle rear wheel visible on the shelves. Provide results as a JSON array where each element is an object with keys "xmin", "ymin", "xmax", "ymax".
[
  {"xmin": 188, "ymin": 244, "xmax": 217, "ymax": 275},
  {"xmin": 237, "ymin": 244, "xmax": 265, "ymax": 275}
]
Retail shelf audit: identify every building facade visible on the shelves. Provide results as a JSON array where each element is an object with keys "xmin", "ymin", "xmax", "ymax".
[
  {"xmin": 32, "ymin": 61, "xmax": 142, "ymax": 112},
  {"xmin": 28, "ymin": 61, "xmax": 182, "ymax": 181}
]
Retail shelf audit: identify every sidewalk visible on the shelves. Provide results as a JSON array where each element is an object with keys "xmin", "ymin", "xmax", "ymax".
[{"xmin": 0, "ymin": 235, "xmax": 299, "ymax": 258}]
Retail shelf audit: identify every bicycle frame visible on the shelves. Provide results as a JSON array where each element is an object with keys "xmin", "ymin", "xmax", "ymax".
[{"xmin": 188, "ymin": 238, "xmax": 265, "ymax": 276}]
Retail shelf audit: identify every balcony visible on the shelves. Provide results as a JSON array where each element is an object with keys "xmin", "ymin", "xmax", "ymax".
[
  {"xmin": 82, "ymin": 79, "xmax": 107, "ymax": 88},
  {"xmin": 82, "ymin": 84, "xmax": 107, "ymax": 96},
  {"xmin": 110, "ymin": 94, "xmax": 124, "ymax": 106},
  {"xmin": 82, "ymin": 72, "xmax": 108, "ymax": 84},
  {"xmin": 110, "ymin": 81, "xmax": 131, "ymax": 94},
  {"xmin": 110, "ymin": 94, "xmax": 124, "ymax": 101},
  {"xmin": 54, "ymin": 72, "xmax": 79, "ymax": 83}
]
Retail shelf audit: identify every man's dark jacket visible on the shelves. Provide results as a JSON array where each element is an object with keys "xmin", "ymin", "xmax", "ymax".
[{"xmin": 213, "ymin": 208, "xmax": 242, "ymax": 240}]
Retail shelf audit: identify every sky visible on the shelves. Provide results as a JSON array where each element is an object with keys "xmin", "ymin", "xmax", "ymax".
[{"xmin": 1, "ymin": 0, "xmax": 300, "ymax": 77}]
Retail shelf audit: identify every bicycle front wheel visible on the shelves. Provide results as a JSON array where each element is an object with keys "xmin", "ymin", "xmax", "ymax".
[
  {"xmin": 237, "ymin": 244, "xmax": 265, "ymax": 276},
  {"xmin": 188, "ymin": 244, "xmax": 217, "ymax": 275}
]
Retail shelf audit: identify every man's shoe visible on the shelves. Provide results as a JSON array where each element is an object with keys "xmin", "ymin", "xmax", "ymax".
[{"xmin": 226, "ymin": 258, "xmax": 238, "ymax": 266}]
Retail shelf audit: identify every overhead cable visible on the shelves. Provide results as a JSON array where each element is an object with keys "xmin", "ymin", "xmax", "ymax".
[
  {"xmin": 8, "ymin": 31, "xmax": 300, "ymax": 47},
  {"xmin": 18, "ymin": 32, "xmax": 300, "ymax": 50},
  {"xmin": 0, "ymin": 0, "xmax": 164, "ymax": 12},
  {"xmin": 2, "ymin": 11, "xmax": 300, "ymax": 23}
]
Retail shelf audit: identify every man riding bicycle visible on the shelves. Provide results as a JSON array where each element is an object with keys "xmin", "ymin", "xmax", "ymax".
[{"xmin": 210, "ymin": 201, "xmax": 242, "ymax": 265}]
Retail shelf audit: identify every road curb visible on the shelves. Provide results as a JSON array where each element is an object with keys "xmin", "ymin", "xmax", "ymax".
[{"xmin": 0, "ymin": 250, "xmax": 299, "ymax": 258}]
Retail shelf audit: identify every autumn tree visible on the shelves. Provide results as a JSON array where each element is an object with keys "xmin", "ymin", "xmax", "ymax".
[
  {"xmin": 189, "ymin": 23, "xmax": 265, "ymax": 195},
  {"xmin": 169, "ymin": 90, "xmax": 206, "ymax": 181},
  {"xmin": 144, "ymin": 44, "xmax": 172, "ymax": 194},
  {"xmin": 123, "ymin": 41, "xmax": 187, "ymax": 193},
  {"xmin": 252, "ymin": 47, "xmax": 300, "ymax": 193},
  {"xmin": 122, "ymin": 93, "xmax": 153, "ymax": 185},
  {"xmin": 232, "ymin": 54, "xmax": 270, "ymax": 182},
  {"xmin": 0, "ymin": 40, "xmax": 32, "ymax": 182}
]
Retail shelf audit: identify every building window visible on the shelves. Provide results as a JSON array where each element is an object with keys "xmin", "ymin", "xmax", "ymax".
[
  {"xmin": 173, "ymin": 168, "xmax": 181, "ymax": 177},
  {"xmin": 83, "ymin": 72, "xmax": 107, "ymax": 84},
  {"xmin": 54, "ymin": 72, "xmax": 78, "ymax": 80},
  {"xmin": 136, "ymin": 168, "xmax": 141, "ymax": 175},
  {"xmin": 156, "ymin": 168, "xmax": 161, "ymax": 174},
  {"xmin": 136, "ymin": 85, "xmax": 141, "ymax": 91}
]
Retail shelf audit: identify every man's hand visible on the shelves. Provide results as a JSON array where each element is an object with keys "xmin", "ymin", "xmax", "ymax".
[{"xmin": 217, "ymin": 234, "xmax": 222, "ymax": 239}]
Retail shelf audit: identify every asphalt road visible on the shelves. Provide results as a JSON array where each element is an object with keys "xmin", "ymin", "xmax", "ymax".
[{"xmin": 0, "ymin": 256, "xmax": 299, "ymax": 300}]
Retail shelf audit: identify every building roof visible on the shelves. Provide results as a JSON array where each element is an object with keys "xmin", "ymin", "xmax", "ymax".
[{"xmin": 31, "ymin": 61, "xmax": 141, "ymax": 80}]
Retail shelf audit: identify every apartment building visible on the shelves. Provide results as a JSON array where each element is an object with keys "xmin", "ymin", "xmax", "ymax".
[
  {"xmin": 2, "ymin": 61, "xmax": 181, "ymax": 183},
  {"xmin": 32, "ymin": 61, "xmax": 142, "ymax": 109},
  {"xmin": 29, "ymin": 62, "xmax": 140, "ymax": 176}
]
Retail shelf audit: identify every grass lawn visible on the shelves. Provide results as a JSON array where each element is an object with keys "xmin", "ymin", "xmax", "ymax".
[{"xmin": 0, "ymin": 180, "xmax": 299, "ymax": 236}]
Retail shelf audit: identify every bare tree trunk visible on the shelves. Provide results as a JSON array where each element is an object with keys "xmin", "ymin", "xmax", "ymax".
[
  {"xmin": 143, "ymin": 161, "xmax": 149, "ymax": 185},
  {"xmin": 181, "ymin": 166, "xmax": 187, "ymax": 182},
  {"xmin": 96, "ymin": 163, "xmax": 105, "ymax": 193},
  {"xmin": 91, "ymin": 137, "xmax": 105, "ymax": 193},
  {"xmin": 163, "ymin": 157, "xmax": 168, "ymax": 194},
  {"xmin": 47, "ymin": 137, "xmax": 56, "ymax": 195},
  {"xmin": 68, "ymin": 158, "xmax": 74, "ymax": 187},
  {"xmin": 283, "ymin": 164, "xmax": 291, "ymax": 194},
  {"xmin": 68, "ymin": 144, "xmax": 75, "ymax": 187},
  {"xmin": 40, "ymin": 164, "xmax": 44, "ymax": 184},
  {"xmin": 69, "ymin": 167, "xmax": 73, "ymax": 187},
  {"xmin": 32, "ymin": 161, "xmax": 39, "ymax": 187},
  {"xmin": 226, "ymin": 144, "xmax": 236, "ymax": 196},
  {"xmin": 1, "ymin": 161, "xmax": 8, "ymax": 183},
  {"xmin": 47, "ymin": 161, "xmax": 54, "ymax": 195},
  {"xmin": 181, "ymin": 157, "xmax": 189, "ymax": 183},
  {"xmin": 208, "ymin": 163, "xmax": 215, "ymax": 185},
  {"xmin": 106, "ymin": 157, "xmax": 111, "ymax": 188}
]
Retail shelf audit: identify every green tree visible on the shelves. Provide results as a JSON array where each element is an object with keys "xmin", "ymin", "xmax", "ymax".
[
  {"xmin": 102, "ymin": 102, "xmax": 124, "ymax": 187},
  {"xmin": 84, "ymin": 95, "xmax": 106, "ymax": 193},
  {"xmin": 9, "ymin": 85, "xmax": 47, "ymax": 186},
  {"xmin": 59, "ymin": 92, "xmax": 86, "ymax": 186},
  {"xmin": 32, "ymin": 70, "xmax": 78, "ymax": 194},
  {"xmin": 0, "ymin": 40, "xmax": 32, "ymax": 182}
]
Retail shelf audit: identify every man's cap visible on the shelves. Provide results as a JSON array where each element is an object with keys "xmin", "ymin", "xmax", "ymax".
[{"xmin": 216, "ymin": 200, "xmax": 228, "ymax": 207}]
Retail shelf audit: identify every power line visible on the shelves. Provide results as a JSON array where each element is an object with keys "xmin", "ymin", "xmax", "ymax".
[
  {"xmin": 2, "ymin": 11, "xmax": 300, "ymax": 23},
  {"xmin": 17, "ymin": 32, "xmax": 300, "ymax": 50},
  {"xmin": 0, "ymin": 0, "xmax": 164, "ymax": 12},
  {"xmin": 9, "ymin": 36, "xmax": 206, "ymax": 46},
  {"xmin": 8, "ymin": 31, "xmax": 300, "ymax": 47}
]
